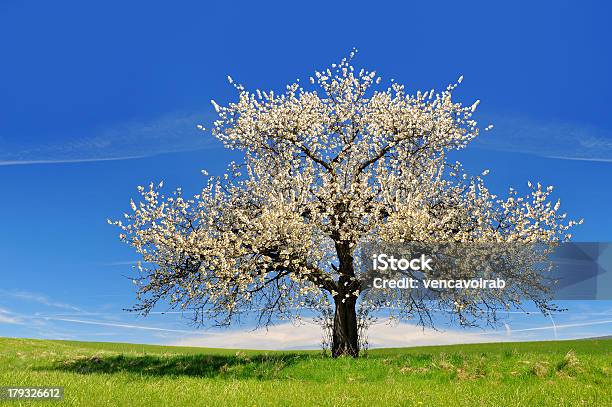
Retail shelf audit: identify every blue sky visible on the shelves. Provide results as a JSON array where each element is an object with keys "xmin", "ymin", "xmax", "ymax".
[{"xmin": 1, "ymin": 0, "xmax": 611, "ymax": 348}]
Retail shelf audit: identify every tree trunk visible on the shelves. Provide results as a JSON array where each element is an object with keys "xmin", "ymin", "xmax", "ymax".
[
  {"xmin": 331, "ymin": 296, "xmax": 359, "ymax": 358},
  {"xmin": 331, "ymin": 238, "xmax": 360, "ymax": 357}
]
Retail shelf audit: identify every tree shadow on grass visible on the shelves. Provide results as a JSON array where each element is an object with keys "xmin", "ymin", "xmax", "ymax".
[{"xmin": 44, "ymin": 352, "xmax": 313, "ymax": 379}]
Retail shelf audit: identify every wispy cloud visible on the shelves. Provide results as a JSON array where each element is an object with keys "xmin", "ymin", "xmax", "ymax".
[
  {"xmin": 102, "ymin": 260, "xmax": 140, "ymax": 267},
  {"xmin": 0, "ymin": 155, "xmax": 147, "ymax": 166},
  {"xmin": 496, "ymin": 319, "xmax": 612, "ymax": 334},
  {"xmin": 3, "ymin": 110, "xmax": 610, "ymax": 166},
  {"xmin": 0, "ymin": 307, "xmax": 22, "ymax": 325},
  {"xmin": 474, "ymin": 114, "xmax": 612, "ymax": 162},
  {"xmin": 0, "ymin": 290, "xmax": 82, "ymax": 312},
  {"xmin": 542, "ymin": 156, "xmax": 612, "ymax": 163},
  {"xmin": 30, "ymin": 316, "xmax": 217, "ymax": 335},
  {"xmin": 4, "ymin": 308, "xmax": 610, "ymax": 348},
  {"xmin": 0, "ymin": 111, "xmax": 216, "ymax": 166}
]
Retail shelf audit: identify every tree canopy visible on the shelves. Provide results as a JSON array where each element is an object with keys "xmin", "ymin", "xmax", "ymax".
[{"xmin": 111, "ymin": 53, "xmax": 579, "ymax": 356}]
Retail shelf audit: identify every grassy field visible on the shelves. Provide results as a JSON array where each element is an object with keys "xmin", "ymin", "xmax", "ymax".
[{"xmin": 0, "ymin": 337, "xmax": 610, "ymax": 406}]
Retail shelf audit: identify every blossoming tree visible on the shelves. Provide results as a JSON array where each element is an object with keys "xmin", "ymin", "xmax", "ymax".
[{"xmin": 112, "ymin": 53, "xmax": 579, "ymax": 357}]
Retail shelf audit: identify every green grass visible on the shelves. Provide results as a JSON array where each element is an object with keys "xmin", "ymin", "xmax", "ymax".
[{"xmin": 1, "ymin": 337, "xmax": 610, "ymax": 406}]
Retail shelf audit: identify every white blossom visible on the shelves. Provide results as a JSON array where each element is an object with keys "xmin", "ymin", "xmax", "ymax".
[{"xmin": 111, "ymin": 55, "xmax": 579, "ymax": 339}]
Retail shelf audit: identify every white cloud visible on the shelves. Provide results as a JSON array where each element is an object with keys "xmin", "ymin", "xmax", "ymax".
[
  {"xmin": 496, "ymin": 319, "xmax": 612, "ymax": 334},
  {"xmin": 33, "ymin": 316, "xmax": 213, "ymax": 335},
  {"xmin": 0, "ymin": 155, "xmax": 146, "ymax": 166},
  {"xmin": 0, "ymin": 111, "xmax": 215, "ymax": 166},
  {"xmin": 474, "ymin": 114, "xmax": 612, "ymax": 162},
  {"xmin": 0, "ymin": 290, "xmax": 82, "ymax": 312},
  {"xmin": 543, "ymin": 155, "xmax": 612, "ymax": 163},
  {"xmin": 174, "ymin": 320, "xmax": 504, "ymax": 350},
  {"xmin": 0, "ymin": 308, "xmax": 22, "ymax": 325},
  {"xmin": 102, "ymin": 260, "xmax": 141, "ymax": 267},
  {"xmin": 173, "ymin": 317, "xmax": 612, "ymax": 350},
  {"xmin": 7, "ymin": 310, "xmax": 611, "ymax": 348}
]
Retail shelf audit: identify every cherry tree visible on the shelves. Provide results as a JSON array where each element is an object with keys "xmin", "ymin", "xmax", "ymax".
[{"xmin": 111, "ymin": 53, "xmax": 579, "ymax": 357}]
